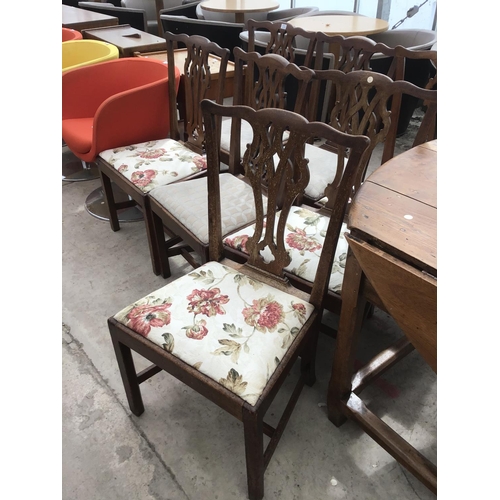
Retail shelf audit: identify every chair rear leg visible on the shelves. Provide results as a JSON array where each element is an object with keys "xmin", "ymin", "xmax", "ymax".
[
  {"xmin": 300, "ymin": 322, "xmax": 319, "ymax": 387},
  {"xmin": 99, "ymin": 170, "xmax": 120, "ymax": 232},
  {"xmin": 151, "ymin": 209, "xmax": 172, "ymax": 279},
  {"xmin": 109, "ymin": 328, "xmax": 145, "ymax": 416},
  {"xmin": 243, "ymin": 408, "xmax": 264, "ymax": 500}
]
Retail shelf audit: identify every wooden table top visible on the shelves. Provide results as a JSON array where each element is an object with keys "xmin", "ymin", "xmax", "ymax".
[
  {"xmin": 288, "ymin": 15, "xmax": 389, "ymax": 37},
  {"xmin": 82, "ymin": 24, "xmax": 166, "ymax": 57},
  {"xmin": 62, "ymin": 4, "xmax": 118, "ymax": 31},
  {"xmin": 199, "ymin": 0, "xmax": 280, "ymax": 14},
  {"xmin": 199, "ymin": 0, "xmax": 279, "ymax": 23},
  {"xmin": 348, "ymin": 140, "xmax": 437, "ymax": 274}
]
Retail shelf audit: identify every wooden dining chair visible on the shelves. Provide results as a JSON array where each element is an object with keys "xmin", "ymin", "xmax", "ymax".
[
  {"xmin": 147, "ymin": 50, "xmax": 315, "ymax": 278},
  {"xmin": 222, "ymin": 70, "xmax": 438, "ymax": 325},
  {"xmin": 108, "ymin": 100, "xmax": 371, "ymax": 500},
  {"xmin": 96, "ymin": 33, "xmax": 230, "ymax": 276},
  {"xmin": 242, "ymin": 22, "xmax": 398, "ymax": 124}
]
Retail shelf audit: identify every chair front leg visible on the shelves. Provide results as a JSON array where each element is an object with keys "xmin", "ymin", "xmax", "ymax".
[
  {"xmin": 242, "ymin": 408, "xmax": 264, "ymax": 500},
  {"xmin": 109, "ymin": 325, "xmax": 145, "ymax": 416}
]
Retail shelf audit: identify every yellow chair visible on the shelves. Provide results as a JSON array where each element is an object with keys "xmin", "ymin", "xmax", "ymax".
[{"xmin": 62, "ymin": 40, "xmax": 119, "ymax": 73}]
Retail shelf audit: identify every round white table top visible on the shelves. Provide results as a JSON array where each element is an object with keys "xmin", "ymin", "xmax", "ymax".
[
  {"xmin": 200, "ymin": 0, "xmax": 280, "ymax": 14},
  {"xmin": 288, "ymin": 15, "xmax": 389, "ymax": 37}
]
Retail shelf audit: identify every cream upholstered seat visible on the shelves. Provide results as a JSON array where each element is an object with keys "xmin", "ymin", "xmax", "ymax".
[
  {"xmin": 149, "ymin": 173, "xmax": 267, "ymax": 244},
  {"xmin": 113, "ymin": 260, "xmax": 314, "ymax": 406}
]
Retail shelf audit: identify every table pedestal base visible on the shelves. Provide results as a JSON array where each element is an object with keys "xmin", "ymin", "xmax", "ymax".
[{"xmin": 85, "ymin": 185, "xmax": 144, "ymax": 223}]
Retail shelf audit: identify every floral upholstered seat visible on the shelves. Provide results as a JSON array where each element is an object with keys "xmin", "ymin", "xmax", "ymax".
[
  {"xmin": 98, "ymin": 139, "xmax": 207, "ymax": 194},
  {"xmin": 113, "ymin": 261, "xmax": 314, "ymax": 406},
  {"xmin": 223, "ymin": 207, "xmax": 349, "ymax": 293}
]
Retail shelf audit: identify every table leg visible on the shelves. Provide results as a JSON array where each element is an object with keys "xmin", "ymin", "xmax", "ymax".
[
  {"xmin": 235, "ymin": 12, "xmax": 244, "ymax": 24},
  {"xmin": 327, "ymin": 245, "xmax": 367, "ymax": 426},
  {"xmin": 155, "ymin": 0, "xmax": 163, "ymax": 36}
]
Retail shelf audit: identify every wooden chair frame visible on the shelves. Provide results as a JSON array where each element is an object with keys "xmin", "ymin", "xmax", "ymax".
[
  {"xmin": 244, "ymin": 21, "xmax": 437, "ymax": 162},
  {"xmin": 108, "ymin": 100, "xmax": 370, "ymax": 500},
  {"xmin": 149, "ymin": 50, "xmax": 315, "ymax": 277},
  {"xmin": 222, "ymin": 70, "xmax": 437, "ymax": 322},
  {"xmin": 96, "ymin": 33, "xmax": 230, "ymax": 276}
]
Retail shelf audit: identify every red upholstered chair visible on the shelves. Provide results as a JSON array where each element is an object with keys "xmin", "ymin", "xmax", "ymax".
[
  {"xmin": 62, "ymin": 27, "xmax": 82, "ymax": 42},
  {"xmin": 62, "ymin": 38, "xmax": 119, "ymax": 181},
  {"xmin": 62, "ymin": 58, "xmax": 180, "ymax": 223}
]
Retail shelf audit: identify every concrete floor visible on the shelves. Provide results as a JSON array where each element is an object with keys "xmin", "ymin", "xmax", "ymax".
[{"xmin": 62, "ymin": 132, "xmax": 437, "ymax": 499}]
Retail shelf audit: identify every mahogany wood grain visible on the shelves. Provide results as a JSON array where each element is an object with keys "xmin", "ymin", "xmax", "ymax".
[
  {"xmin": 327, "ymin": 140, "xmax": 437, "ymax": 493},
  {"xmin": 348, "ymin": 235, "xmax": 437, "ymax": 372},
  {"xmin": 134, "ymin": 48, "xmax": 236, "ymax": 99}
]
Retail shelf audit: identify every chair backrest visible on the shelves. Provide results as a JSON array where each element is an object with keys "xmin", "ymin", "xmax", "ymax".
[
  {"xmin": 121, "ymin": 0, "xmax": 157, "ymax": 20},
  {"xmin": 310, "ymin": 69, "xmax": 437, "ymax": 207},
  {"xmin": 202, "ymin": 100, "xmax": 370, "ymax": 307},
  {"xmin": 230, "ymin": 48, "xmax": 315, "ymax": 173},
  {"xmin": 160, "ymin": 15, "xmax": 244, "ymax": 59},
  {"xmin": 232, "ymin": 47, "xmax": 314, "ymax": 112},
  {"xmin": 266, "ymin": 6, "xmax": 319, "ymax": 22},
  {"xmin": 293, "ymin": 9, "xmax": 364, "ymax": 17},
  {"xmin": 368, "ymin": 29, "xmax": 437, "ymax": 51},
  {"xmin": 159, "ymin": 1, "xmax": 200, "ymax": 19},
  {"xmin": 164, "ymin": 32, "xmax": 231, "ymax": 152},
  {"xmin": 78, "ymin": 2, "xmax": 148, "ymax": 31}
]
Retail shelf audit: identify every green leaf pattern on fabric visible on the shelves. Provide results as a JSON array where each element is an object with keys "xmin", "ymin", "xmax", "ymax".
[{"xmin": 113, "ymin": 261, "xmax": 314, "ymax": 406}]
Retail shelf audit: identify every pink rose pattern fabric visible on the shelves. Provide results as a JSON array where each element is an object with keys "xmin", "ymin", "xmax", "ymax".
[
  {"xmin": 113, "ymin": 261, "xmax": 314, "ymax": 406},
  {"xmin": 99, "ymin": 139, "xmax": 206, "ymax": 194},
  {"xmin": 224, "ymin": 207, "xmax": 349, "ymax": 293}
]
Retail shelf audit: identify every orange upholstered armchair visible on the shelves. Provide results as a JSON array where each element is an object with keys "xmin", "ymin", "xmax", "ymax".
[{"xmin": 62, "ymin": 57, "xmax": 178, "ymax": 164}]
